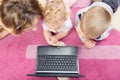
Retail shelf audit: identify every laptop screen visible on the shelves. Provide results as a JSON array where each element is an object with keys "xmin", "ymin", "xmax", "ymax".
[{"xmin": 37, "ymin": 46, "xmax": 78, "ymax": 55}]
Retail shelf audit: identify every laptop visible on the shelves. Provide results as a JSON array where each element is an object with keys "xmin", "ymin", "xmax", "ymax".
[{"xmin": 27, "ymin": 46, "xmax": 85, "ymax": 77}]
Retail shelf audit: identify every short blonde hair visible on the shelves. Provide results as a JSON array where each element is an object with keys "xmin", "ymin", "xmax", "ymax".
[
  {"xmin": 80, "ymin": 6, "xmax": 111, "ymax": 39},
  {"xmin": 43, "ymin": 0, "xmax": 68, "ymax": 28}
]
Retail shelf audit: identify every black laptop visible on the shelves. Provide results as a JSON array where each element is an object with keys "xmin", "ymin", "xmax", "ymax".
[{"xmin": 27, "ymin": 46, "xmax": 85, "ymax": 77}]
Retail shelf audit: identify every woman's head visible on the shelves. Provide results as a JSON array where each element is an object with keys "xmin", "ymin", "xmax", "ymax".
[
  {"xmin": 80, "ymin": 6, "xmax": 111, "ymax": 39},
  {"xmin": 0, "ymin": 0, "xmax": 42, "ymax": 35},
  {"xmin": 43, "ymin": 0, "xmax": 68, "ymax": 32}
]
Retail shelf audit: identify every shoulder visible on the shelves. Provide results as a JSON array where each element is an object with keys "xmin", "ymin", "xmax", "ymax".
[
  {"xmin": 64, "ymin": 17, "xmax": 72, "ymax": 28},
  {"xmin": 75, "ymin": 7, "xmax": 89, "ymax": 29},
  {"xmin": 94, "ymin": 25, "xmax": 113, "ymax": 41},
  {"xmin": 41, "ymin": 21, "xmax": 49, "ymax": 30},
  {"xmin": 102, "ymin": 0, "xmax": 119, "ymax": 12},
  {"xmin": 62, "ymin": 17, "xmax": 72, "ymax": 32}
]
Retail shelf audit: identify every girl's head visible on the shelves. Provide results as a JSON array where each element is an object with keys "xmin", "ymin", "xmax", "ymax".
[
  {"xmin": 80, "ymin": 6, "xmax": 111, "ymax": 39},
  {"xmin": 43, "ymin": 0, "xmax": 68, "ymax": 32},
  {"xmin": 0, "ymin": 0, "xmax": 43, "ymax": 35}
]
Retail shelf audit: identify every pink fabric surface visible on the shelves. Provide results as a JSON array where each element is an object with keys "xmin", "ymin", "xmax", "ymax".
[
  {"xmin": 0, "ymin": 2, "xmax": 120, "ymax": 80},
  {"xmin": 72, "ymin": 0, "xmax": 91, "ymax": 8},
  {"xmin": 80, "ymin": 46, "xmax": 120, "ymax": 59},
  {"xmin": 26, "ymin": 45, "xmax": 120, "ymax": 59}
]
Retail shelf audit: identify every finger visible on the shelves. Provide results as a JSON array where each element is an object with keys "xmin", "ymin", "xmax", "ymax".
[{"xmin": 86, "ymin": 43, "xmax": 95, "ymax": 48}]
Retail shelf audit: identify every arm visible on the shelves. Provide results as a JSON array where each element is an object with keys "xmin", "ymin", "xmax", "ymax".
[
  {"xmin": 76, "ymin": 25, "xmax": 86, "ymax": 40},
  {"xmin": 43, "ymin": 29, "xmax": 60, "ymax": 45},
  {"xmin": 76, "ymin": 26, "xmax": 96, "ymax": 48},
  {"xmin": 54, "ymin": 31, "xmax": 69, "ymax": 40},
  {"xmin": 43, "ymin": 29, "xmax": 53, "ymax": 44},
  {"xmin": 102, "ymin": 0, "xmax": 120, "ymax": 13},
  {"xmin": 53, "ymin": 16, "xmax": 72, "ymax": 40}
]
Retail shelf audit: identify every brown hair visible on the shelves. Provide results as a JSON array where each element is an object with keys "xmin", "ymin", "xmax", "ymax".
[
  {"xmin": 80, "ymin": 6, "xmax": 111, "ymax": 39},
  {"xmin": 0, "ymin": 0, "xmax": 43, "ymax": 34},
  {"xmin": 43, "ymin": 0, "xmax": 68, "ymax": 28}
]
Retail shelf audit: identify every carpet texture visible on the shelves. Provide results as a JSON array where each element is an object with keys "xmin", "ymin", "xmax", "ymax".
[{"xmin": 0, "ymin": 1, "xmax": 120, "ymax": 80}]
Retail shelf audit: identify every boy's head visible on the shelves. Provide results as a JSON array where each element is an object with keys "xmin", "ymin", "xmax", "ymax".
[
  {"xmin": 0, "ymin": 0, "xmax": 42, "ymax": 35},
  {"xmin": 43, "ymin": 0, "xmax": 68, "ymax": 32},
  {"xmin": 80, "ymin": 6, "xmax": 111, "ymax": 39}
]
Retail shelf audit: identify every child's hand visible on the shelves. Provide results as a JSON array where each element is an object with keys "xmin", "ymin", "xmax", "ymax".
[
  {"xmin": 47, "ymin": 36, "xmax": 59, "ymax": 46},
  {"xmin": 84, "ymin": 39, "xmax": 96, "ymax": 48},
  {"xmin": 44, "ymin": 30, "xmax": 59, "ymax": 46},
  {"xmin": 50, "ymin": 36, "xmax": 58, "ymax": 44},
  {"xmin": 50, "ymin": 36, "xmax": 65, "ymax": 46}
]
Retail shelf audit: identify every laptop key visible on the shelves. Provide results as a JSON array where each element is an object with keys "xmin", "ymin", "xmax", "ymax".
[{"xmin": 37, "ymin": 55, "xmax": 77, "ymax": 71}]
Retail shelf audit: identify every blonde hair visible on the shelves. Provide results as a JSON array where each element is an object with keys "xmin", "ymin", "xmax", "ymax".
[
  {"xmin": 80, "ymin": 6, "xmax": 111, "ymax": 39},
  {"xmin": 43, "ymin": 0, "xmax": 68, "ymax": 28}
]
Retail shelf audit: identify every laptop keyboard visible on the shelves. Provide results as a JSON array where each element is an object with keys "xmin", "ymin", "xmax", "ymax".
[{"xmin": 37, "ymin": 55, "xmax": 77, "ymax": 71}]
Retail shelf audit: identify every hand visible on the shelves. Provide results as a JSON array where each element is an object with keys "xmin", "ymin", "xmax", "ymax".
[
  {"xmin": 44, "ymin": 30, "xmax": 59, "ymax": 46},
  {"xmin": 47, "ymin": 36, "xmax": 59, "ymax": 46},
  {"xmin": 50, "ymin": 36, "xmax": 58, "ymax": 44},
  {"xmin": 84, "ymin": 39, "xmax": 96, "ymax": 48}
]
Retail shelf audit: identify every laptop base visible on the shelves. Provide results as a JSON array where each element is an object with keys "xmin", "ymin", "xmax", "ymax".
[
  {"xmin": 27, "ymin": 46, "xmax": 85, "ymax": 78},
  {"xmin": 27, "ymin": 73, "xmax": 85, "ymax": 78}
]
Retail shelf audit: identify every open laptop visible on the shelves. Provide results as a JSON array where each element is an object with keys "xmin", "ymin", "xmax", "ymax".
[{"xmin": 27, "ymin": 46, "xmax": 85, "ymax": 77}]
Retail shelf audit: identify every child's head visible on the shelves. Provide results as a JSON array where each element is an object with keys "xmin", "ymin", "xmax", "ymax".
[
  {"xmin": 80, "ymin": 6, "xmax": 111, "ymax": 39},
  {"xmin": 43, "ymin": 0, "xmax": 68, "ymax": 32},
  {"xmin": 0, "ymin": 0, "xmax": 43, "ymax": 35}
]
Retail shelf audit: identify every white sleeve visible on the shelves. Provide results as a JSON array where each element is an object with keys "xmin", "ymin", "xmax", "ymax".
[
  {"xmin": 75, "ymin": 10, "xmax": 83, "ymax": 29},
  {"xmin": 62, "ymin": 17, "xmax": 72, "ymax": 32},
  {"xmin": 41, "ymin": 22, "xmax": 48, "ymax": 30},
  {"xmin": 94, "ymin": 25, "xmax": 113, "ymax": 41},
  {"xmin": 75, "ymin": 7, "xmax": 91, "ymax": 29},
  {"xmin": 75, "ymin": 13, "xmax": 81, "ymax": 29}
]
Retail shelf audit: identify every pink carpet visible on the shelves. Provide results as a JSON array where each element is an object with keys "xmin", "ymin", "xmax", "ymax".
[
  {"xmin": 0, "ymin": 1, "xmax": 120, "ymax": 80},
  {"xmin": 26, "ymin": 45, "xmax": 120, "ymax": 59}
]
